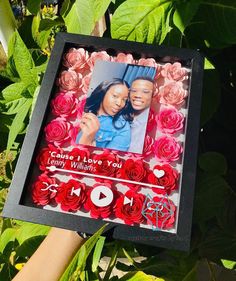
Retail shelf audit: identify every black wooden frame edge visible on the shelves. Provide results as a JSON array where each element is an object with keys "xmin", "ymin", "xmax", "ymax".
[{"xmin": 2, "ymin": 32, "xmax": 204, "ymax": 251}]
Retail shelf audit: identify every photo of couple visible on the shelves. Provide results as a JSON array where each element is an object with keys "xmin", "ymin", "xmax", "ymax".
[{"xmin": 76, "ymin": 61, "xmax": 156, "ymax": 154}]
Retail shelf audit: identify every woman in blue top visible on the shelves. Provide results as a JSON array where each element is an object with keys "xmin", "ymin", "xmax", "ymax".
[{"xmin": 76, "ymin": 79, "xmax": 133, "ymax": 152}]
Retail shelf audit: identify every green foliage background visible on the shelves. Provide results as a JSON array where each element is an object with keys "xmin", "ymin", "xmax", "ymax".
[{"xmin": 0, "ymin": 0, "xmax": 236, "ymax": 280}]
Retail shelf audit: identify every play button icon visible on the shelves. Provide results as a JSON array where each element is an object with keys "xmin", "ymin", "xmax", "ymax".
[{"xmin": 90, "ymin": 185, "xmax": 114, "ymax": 207}]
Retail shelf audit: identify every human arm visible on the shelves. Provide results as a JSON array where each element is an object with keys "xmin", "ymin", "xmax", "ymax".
[
  {"xmin": 12, "ymin": 227, "xmax": 84, "ymax": 281},
  {"xmin": 78, "ymin": 113, "xmax": 100, "ymax": 146}
]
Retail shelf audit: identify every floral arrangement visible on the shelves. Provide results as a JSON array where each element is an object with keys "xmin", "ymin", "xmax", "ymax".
[{"xmin": 32, "ymin": 48, "xmax": 189, "ymax": 231}]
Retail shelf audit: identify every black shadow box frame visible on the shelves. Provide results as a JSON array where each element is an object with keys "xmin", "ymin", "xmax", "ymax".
[{"xmin": 3, "ymin": 32, "xmax": 204, "ymax": 251}]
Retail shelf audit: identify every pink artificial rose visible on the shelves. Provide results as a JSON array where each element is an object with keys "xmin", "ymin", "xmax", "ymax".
[
  {"xmin": 58, "ymin": 70, "xmax": 82, "ymax": 92},
  {"xmin": 115, "ymin": 53, "xmax": 135, "ymax": 64},
  {"xmin": 63, "ymin": 48, "xmax": 89, "ymax": 73},
  {"xmin": 153, "ymin": 136, "xmax": 182, "ymax": 163},
  {"xmin": 81, "ymin": 73, "xmax": 91, "ymax": 94},
  {"xmin": 138, "ymin": 58, "xmax": 158, "ymax": 68},
  {"xmin": 88, "ymin": 51, "xmax": 111, "ymax": 70},
  {"xmin": 157, "ymin": 82, "xmax": 188, "ymax": 106},
  {"xmin": 51, "ymin": 92, "xmax": 78, "ymax": 117},
  {"xmin": 157, "ymin": 107, "xmax": 184, "ymax": 134},
  {"xmin": 161, "ymin": 62, "xmax": 188, "ymax": 81},
  {"xmin": 44, "ymin": 117, "xmax": 72, "ymax": 146},
  {"xmin": 146, "ymin": 108, "xmax": 157, "ymax": 132}
]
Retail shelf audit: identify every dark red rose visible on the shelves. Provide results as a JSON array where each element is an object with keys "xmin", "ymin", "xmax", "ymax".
[
  {"xmin": 51, "ymin": 92, "xmax": 78, "ymax": 118},
  {"xmin": 84, "ymin": 183, "xmax": 117, "ymax": 219},
  {"xmin": 36, "ymin": 145, "xmax": 62, "ymax": 171},
  {"xmin": 44, "ymin": 117, "xmax": 72, "ymax": 146},
  {"xmin": 143, "ymin": 196, "xmax": 176, "ymax": 229},
  {"xmin": 92, "ymin": 151, "xmax": 121, "ymax": 178},
  {"xmin": 64, "ymin": 147, "xmax": 90, "ymax": 177},
  {"xmin": 118, "ymin": 159, "xmax": 147, "ymax": 183},
  {"xmin": 32, "ymin": 174, "xmax": 58, "ymax": 206},
  {"xmin": 115, "ymin": 190, "xmax": 145, "ymax": 225},
  {"xmin": 148, "ymin": 164, "xmax": 179, "ymax": 195},
  {"xmin": 55, "ymin": 179, "xmax": 86, "ymax": 212}
]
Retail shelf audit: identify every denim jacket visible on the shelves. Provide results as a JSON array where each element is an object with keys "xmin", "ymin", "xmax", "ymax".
[{"xmin": 76, "ymin": 115, "xmax": 131, "ymax": 152}]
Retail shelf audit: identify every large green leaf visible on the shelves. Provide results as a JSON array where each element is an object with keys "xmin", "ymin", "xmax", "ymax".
[
  {"xmin": 198, "ymin": 152, "xmax": 227, "ymax": 175},
  {"xmin": 15, "ymin": 222, "xmax": 50, "ymax": 245},
  {"xmin": 199, "ymin": 226, "xmax": 236, "ymax": 260},
  {"xmin": 39, "ymin": 18, "xmax": 64, "ymax": 31},
  {"xmin": 194, "ymin": 173, "xmax": 231, "ymax": 222},
  {"xmin": 191, "ymin": 0, "xmax": 236, "ymax": 48},
  {"xmin": 6, "ymin": 98, "xmax": 32, "ymax": 150},
  {"xmin": 200, "ymin": 59, "xmax": 221, "ymax": 126},
  {"xmin": 0, "ymin": 263, "xmax": 18, "ymax": 281},
  {"xmin": 111, "ymin": 0, "xmax": 173, "ymax": 44},
  {"xmin": 62, "ymin": 0, "xmax": 112, "ymax": 34},
  {"xmin": 119, "ymin": 271, "xmax": 161, "ymax": 281},
  {"xmin": 15, "ymin": 235, "xmax": 45, "ymax": 258},
  {"xmin": 221, "ymin": 259, "xmax": 236, "ymax": 270},
  {"xmin": 32, "ymin": 14, "xmax": 52, "ymax": 50},
  {"xmin": 0, "ymin": 228, "xmax": 16, "ymax": 253},
  {"xmin": 173, "ymin": 0, "xmax": 200, "ymax": 34},
  {"xmin": 92, "ymin": 236, "xmax": 105, "ymax": 272},
  {"xmin": 59, "ymin": 224, "xmax": 107, "ymax": 281},
  {"xmin": 11, "ymin": 32, "xmax": 36, "ymax": 81},
  {"xmin": 0, "ymin": 81, "xmax": 35, "ymax": 115},
  {"xmin": 27, "ymin": 0, "xmax": 41, "ymax": 15}
]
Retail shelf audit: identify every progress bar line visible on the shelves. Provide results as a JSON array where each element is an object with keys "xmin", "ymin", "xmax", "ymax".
[{"xmin": 46, "ymin": 166, "xmax": 165, "ymax": 189}]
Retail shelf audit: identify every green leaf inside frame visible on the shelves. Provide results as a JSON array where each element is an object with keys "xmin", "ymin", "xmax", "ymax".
[{"xmin": 111, "ymin": 0, "xmax": 173, "ymax": 44}]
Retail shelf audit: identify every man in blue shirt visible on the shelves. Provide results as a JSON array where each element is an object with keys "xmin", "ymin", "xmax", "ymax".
[{"xmin": 128, "ymin": 77, "xmax": 155, "ymax": 154}]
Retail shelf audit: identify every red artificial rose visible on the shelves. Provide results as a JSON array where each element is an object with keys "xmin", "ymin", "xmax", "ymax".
[
  {"xmin": 36, "ymin": 145, "xmax": 62, "ymax": 171},
  {"xmin": 115, "ymin": 190, "xmax": 145, "ymax": 225},
  {"xmin": 118, "ymin": 159, "xmax": 147, "ymax": 183},
  {"xmin": 92, "ymin": 151, "xmax": 121, "ymax": 178},
  {"xmin": 84, "ymin": 183, "xmax": 117, "ymax": 219},
  {"xmin": 64, "ymin": 147, "xmax": 90, "ymax": 177},
  {"xmin": 153, "ymin": 136, "xmax": 183, "ymax": 163},
  {"xmin": 32, "ymin": 174, "xmax": 58, "ymax": 206},
  {"xmin": 156, "ymin": 107, "xmax": 184, "ymax": 134},
  {"xmin": 143, "ymin": 196, "xmax": 176, "ymax": 229},
  {"xmin": 55, "ymin": 179, "xmax": 86, "ymax": 212},
  {"xmin": 44, "ymin": 117, "xmax": 72, "ymax": 146},
  {"xmin": 148, "ymin": 164, "xmax": 179, "ymax": 195},
  {"xmin": 51, "ymin": 92, "xmax": 78, "ymax": 118}
]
